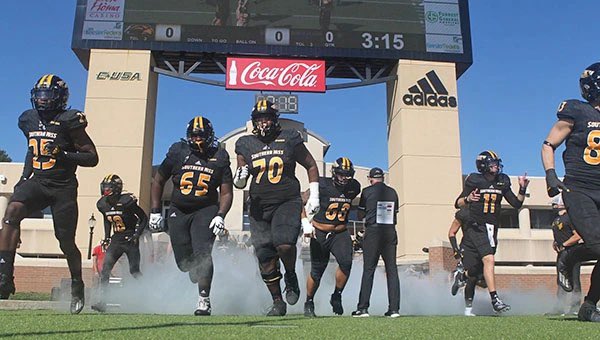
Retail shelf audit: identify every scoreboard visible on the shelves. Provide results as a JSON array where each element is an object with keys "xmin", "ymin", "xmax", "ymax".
[{"xmin": 73, "ymin": 0, "xmax": 472, "ymax": 70}]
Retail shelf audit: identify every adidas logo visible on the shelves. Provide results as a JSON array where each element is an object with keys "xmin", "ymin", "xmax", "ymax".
[
  {"xmin": 402, "ymin": 70, "xmax": 457, "ymax": 108},
  {"xmin": 170, "ymin": 212, "xmax": 177, "ymax": 217}
]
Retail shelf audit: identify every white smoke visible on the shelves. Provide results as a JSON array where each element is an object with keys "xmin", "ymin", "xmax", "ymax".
[{"xmin": 78, "ymin": 237, "xmax": 570, "ymax": 316}]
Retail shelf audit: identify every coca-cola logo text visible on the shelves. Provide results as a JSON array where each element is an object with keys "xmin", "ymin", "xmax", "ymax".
[
  {"xmin": 227, "ymin": 58, "xmax": 326, "ymax": 92},
  {"xmin": 240, "ymin": 61, "xmax": 321, "ymax": 88}
]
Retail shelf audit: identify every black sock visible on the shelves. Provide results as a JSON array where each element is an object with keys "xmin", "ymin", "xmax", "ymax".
[
  {"xmin": 0, "ymin": 251, "xmax": 16, "ymax": 277},
  {"xmin": 306, "ymin": 296, "xmax": 313, "ymax": 303},
  {"xmin": 199, "ymin": 289, "xmax": 209, "ymax": 298},
  {"xmin": 332, "ymin": 288, "xmax": 343, "ymax": 296},
  {"xmin": 584, "ymin": 262, "xmax": 600, "ymax": 304},
  {"xmin": 490, "ymin": 291, "xmax": 498, "ymax": 302}
]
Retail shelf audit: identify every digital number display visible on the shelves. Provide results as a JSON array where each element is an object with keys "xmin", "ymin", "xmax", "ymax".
[
  {"xmin": 255, "ymin": 93, "xmax": 299, "ymax": 114},
  {"xmin": 73, "ymin": 0, "xmax": 471, "ymax": 64}
]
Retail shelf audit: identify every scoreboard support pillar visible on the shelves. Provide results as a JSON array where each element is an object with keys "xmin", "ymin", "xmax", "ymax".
[
  {"xmin": 77, "ymin": 49, "xmax": 158, "ymax": 254},
  {"xmin": 386, "ymin": 60, "xmax": 463, "ymax": 261}
]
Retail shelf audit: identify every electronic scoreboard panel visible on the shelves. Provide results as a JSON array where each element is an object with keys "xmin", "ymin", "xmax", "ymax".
[{"xmin": 73, "ymin": 0, "xmax": 471, "ymax": 73}]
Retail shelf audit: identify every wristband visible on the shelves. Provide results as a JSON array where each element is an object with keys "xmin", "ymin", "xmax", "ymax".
[
  {"xmin": 151, "ymin": 208, "xmax": 161, "ymax": 214},
  {"xmin": 543, "ymin": 140, "xmax": 556, "ymax": 150},
  {"xmin": 519, "ymin": 187, "xmax": 527, "ymax": 195}
]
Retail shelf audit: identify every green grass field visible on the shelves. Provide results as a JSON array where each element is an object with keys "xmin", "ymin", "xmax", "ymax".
[{"xmin": 0, "ymin": 311, "xmax": 598, "ymax": 339}]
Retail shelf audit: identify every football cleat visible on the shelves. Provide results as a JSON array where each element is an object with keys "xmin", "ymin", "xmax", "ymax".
[
  {"xmin": 464, "ymin": 307, "xmax": 476, "ymax": 316},
  {"xmin": 0, "ymin": 274, "xmax": 16, "ymax": 300},
  {"xmin": 556, "ymin": 251, "xmax": 573, "ymax": 292},
  {"xmin": 266, "ymin": 299, "xmax": 287, "ymax": 316},
  {"xmin": 351, "ymin": 309, "xmax": 370, "ymax": 318},
  {"xmin": 384, "ymin": 310, "xmax": 400, "ymax": 318},
  {"xmin": 577, "ymin": 301, "xmax": 600, "ymax": 322},
  {"xmin": 492, "ymin": 297, "xmax": 511, "ymax": 313},
  {"xmin": 330, "ymin": 293, "xmax": 343, "ymax": 315},
  {"xmin": 194, "ymin": 296, "xmax": 212, "ymax": 316},
  {"xmin": 70, "ymin": 279, "xmax": 85, "ymax": 314},
  {"xmin": 304, "ymin": 300, "xmax": 316, "ymax": 317},
  {"xmin": 284, "ymin": 272, "xmax": 300, "ymax": 305},
  {"xmin": 451, "ymin": 270, "xmax": 466, "ymax": 296}
]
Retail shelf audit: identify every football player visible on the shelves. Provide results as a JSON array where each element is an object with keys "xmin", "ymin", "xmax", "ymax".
[
  {"xmin": 149, "ymin": 116, "xmax": 233, "ymax": 316},
  {"xmin": 302, "ymin": 157, "xmax": 360, "ymax": 317},
  {"xmin": 0, "ymin": 75, "xmax": 98, "ymax": 313},
  {"xmin": 542, "ymin": 62, "xmax": 600, "ymax": 322},
  {"xmin": 455, "ymin": 150, "xmax": 529, "ymax": 313},
  {"xmin": 234, "ymin": 100, "xmax": 320, "ymax": 316},
  {"xmin": 92, "ymin": 174, "xmax": 147, "ymax": 312},
  {"xmin": 448, "ymin": 207, "xmax": 487, "ymax": 316}
]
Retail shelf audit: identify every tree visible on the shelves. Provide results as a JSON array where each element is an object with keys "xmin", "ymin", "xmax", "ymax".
[{"xmin": 0, "ymin": 148, "xmax": 12, "ymax": 162}]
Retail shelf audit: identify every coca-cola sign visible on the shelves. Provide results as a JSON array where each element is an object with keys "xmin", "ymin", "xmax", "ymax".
[{"xmin": 226, "ymin": 57, "xmax": 326, "ymax": 92}]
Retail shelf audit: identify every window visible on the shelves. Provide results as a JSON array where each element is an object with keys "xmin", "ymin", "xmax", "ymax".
[
  {"xmin": 530, "ymin": 209, "xmax": 556, "ymax": 229},
  {"xmin": 499, "ymin": 208, "xmax": 519, "ymax": 228}
]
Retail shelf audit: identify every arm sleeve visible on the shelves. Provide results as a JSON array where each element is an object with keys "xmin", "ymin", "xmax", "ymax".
[
  {"xmin": 358, "ymin": 190, "xmax": 367, "ymax": 211},
  {"xmin": 503, "ymin": 188, "xmax": 523, "ymax": 209},
  {"xmin": 132, "ymin": 204, "xmax": 148, "ymax": 236},
  {"xmin": 158, "ymin": 143, "xmax": 180, "ymax": 178},
  {"xmin": 455, "ymin": 175, "xmax": 475, "ymax": 208},
  {"xmin": 22, "ymin": 148, "xmax": 33, "ymax": 179}
]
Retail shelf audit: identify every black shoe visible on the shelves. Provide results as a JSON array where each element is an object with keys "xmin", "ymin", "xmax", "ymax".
[
  {"xmin": 556, "ymin": 251, "xmax": 573, "ymax": 292},
  {"xmin": 451, "ymin": 270, "xmax": 466, "ymax": 296},
  {"xmin": 0, "ymin": 274, "xmax": 15, "ymax": 300},
  {"xmin": 266, "ymin": 299, "xmax": 287, "ymax": 316},
  {"xmin": 304, "ymin": 300, "xmax": 316, "ymax": 317},
  {"xmin": 91, "ymin": 302, "xmax": 107, "ymax": 313},
  {"xmin": 384, "ymin": 310, "xmax": 400, "ymax": 318},
  {"xmin": 492, "ymin": 297, "xmax": 511, "ymax": 313},
  {"xmin": 577, "ymin": 301, "xmax": 600, "ymax": 322},
  {"xmin": 351, "ymin": 309, "xmax": 369, "ymax": 318},
  {"xmin": 194, "ymin": 296, "xmax": 211, "ymax": 316},
  {"xmin": 330, "ymin": 293, "xmax": 343, "ymax": 315},
  {"xmin": 284, "ymin": 272, "xmax": 300, "ymax": 306},
  {"xmin": 70, "ymin": 279, "xmax": 85, "ymax": 314}
]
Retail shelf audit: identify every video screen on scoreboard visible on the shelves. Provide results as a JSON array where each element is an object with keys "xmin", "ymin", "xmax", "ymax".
[{"xmin": 75, "ymin": 0, "xmax": 470, "ymax": 61}]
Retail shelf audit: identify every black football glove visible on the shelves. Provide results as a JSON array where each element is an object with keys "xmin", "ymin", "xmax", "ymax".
[
  {"xmin": 43, "ymin": 142, "xmax": 65, "ymax": 159},
  {"xmin": 125, "ymin": 234, "xmax": 139, "ymax": 245},
  {"xmin": 545, "ymin": 169, "xmax": 568, "ymax": 197}
]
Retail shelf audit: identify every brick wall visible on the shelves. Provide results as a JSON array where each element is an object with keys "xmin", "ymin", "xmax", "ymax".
[
  {"xmin": 428, "ymin": 245, "xmax": 592, "ymax": 292},
  {"xmin": 14, "ymin": 266, "xmax": 94, "ymax": 293}
]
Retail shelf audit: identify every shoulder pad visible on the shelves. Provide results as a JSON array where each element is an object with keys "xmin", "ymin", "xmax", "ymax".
[
  {"xmin": 18, "ymin": 110, "xmax": 38, "ymax": 134},
  {"xmin": 119, "ymin": 193, "xmax": 137, "ymax": 207},
  {"xmin": 496, "ymin": 174, "xmax": 512, "ymax": 188},
  {"xmin": 57, "ymin": 110, "xmax": 88, "ymax": 130},
  {"xmin": 96, "ymin": 197, "xmax": 109, "ymax": 212},
  {"xmin": 350, "ymin": 179, "xmax": 361, "ymax": 192},
  {"xmin": 235, "ymin": 135, "xmax": 253, "ymax": 155},
  {"xmin": 279, "ymin": 129, "xmax": 303, "ymax": 147},
  {"xmin": 556, "ymin": 99, "xmax": 587, "ymax": 121},
  {"xmin": 464, "ymin": 173, "xmax": 480, "ymax": 186},
  {"xmin": 166, "ymin": 141, "xmax": 188, "ymax": 159},
  {"xmin": 212, "ymin": 148, "xmax": 231, "ymax": 167},
  {"xmin": 455, "ymin": 208, "xmax": 470, "ymax": 223}
]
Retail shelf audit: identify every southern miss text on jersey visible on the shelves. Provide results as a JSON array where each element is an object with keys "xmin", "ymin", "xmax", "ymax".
[
  {"xmin": 158, "ymin": 141, "xmax": 232, "ymax": 212},
  {"xmin": 557, "ymin": 99, "xmax": 600, "ymax": 189},
  {"xmin": 97, "ymin": 193, "xmax": 140, "ymax": 237},
  {"xmin": 235, "ymin": 129, "xmax": 304, "ymax": 203},
  {"xmin": 312, "ymin": 177, "xmax": 361, "ymax": 225},
  {"xmin": 460, "ymin": 173, "xmax": 519, "ymax": 226},
  {"xmin": 18, "ymin": 109, "xmax": 87, "ymax": 179}
]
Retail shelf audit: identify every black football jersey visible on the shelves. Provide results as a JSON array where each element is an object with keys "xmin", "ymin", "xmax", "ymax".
[
  {"xmin": 18, "ymin": 109, "xmax": 88, "ymax": 179},
  {"xmin": 97, "ymin": 193, "xmax": 142, "ymax": 237},
  {"xmin": 235, "ymin": 129, "xmax": 304, "ymax": 203},
  {"xmin": 312, "ymin": 177, "xmax": 361, "ymax": 225},
  {"xmin": 552, "ymin": 213, "xmax": 575, "ymax": 246},
  {"xmin": 158, "ymin": 141, "xmax": 232, "ymax": 212},
  {"xmin": 458, "ymin": 173, "xmax": 519, "ymax": 226},
  {"xmin": 557, "ymin": 99, "xmax": 600, "ymax": 189}
]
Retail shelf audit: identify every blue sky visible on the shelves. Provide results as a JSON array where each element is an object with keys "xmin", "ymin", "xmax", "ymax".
[{"xmin": 0, "ymin": 1, "xmax": 597, "ymax": 177}]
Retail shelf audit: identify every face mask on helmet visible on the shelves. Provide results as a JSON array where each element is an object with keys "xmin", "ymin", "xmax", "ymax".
[
  {"xmin": 30, "ymin": 74, "xmax": 69, "ymax": 118},
  {"xmin": 100, "ymin": 174, "xmax": 123, "ymax": 197},
  {"xmin": 580, "ymin": 62, "xmax": 600, "ymax": 104},
  {"xmin": 476, "ymin": 151, "xmax": 503, "ymax": 175},
  {"xmin": 251, "ymin": 100, "xmax": 280, "ymax": 139},
  {"xmin": 332, "ymin": 157, "xmax": 355, "ymax": 187},
  {"xmin": 186, "ymin": 116, "xmax": 215, "ymax": 152}
]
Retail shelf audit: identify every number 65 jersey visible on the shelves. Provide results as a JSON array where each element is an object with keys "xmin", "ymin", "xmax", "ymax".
[
  {"xmin": 158, "ymin": 141, "xmax": 232, "ymax": 212},
  {"xmin": 235, "ymin": 129, "xmax": 304, "ymax": 204},
  {"xmin": 557, "ymin": 99, "xmax": 600, "ymax": 190}
]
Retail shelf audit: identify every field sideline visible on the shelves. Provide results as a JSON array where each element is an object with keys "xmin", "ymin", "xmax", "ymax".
[{"xmin": 0, "ymin": 310, "xmax": 598, "ymax": 339}]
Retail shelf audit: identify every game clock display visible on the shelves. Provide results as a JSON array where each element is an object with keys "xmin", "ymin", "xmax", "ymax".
[
  {"xmin": 255, "ymin": 94, "xmax": 299, "ymax": 114},
  {"xmin": 74, "ymin": 0, "xmax": 471, "ymax": 63}
]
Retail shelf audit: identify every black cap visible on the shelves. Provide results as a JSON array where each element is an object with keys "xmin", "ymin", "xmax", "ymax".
[{"xmin": 368, "ymin": 167, "xmax": 384, "ymax": 178}]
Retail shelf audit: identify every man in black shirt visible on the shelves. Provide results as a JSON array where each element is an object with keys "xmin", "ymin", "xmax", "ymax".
[{"xmin": 352, "ymin": 167, "xmax": 400, "ymax": 318}]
